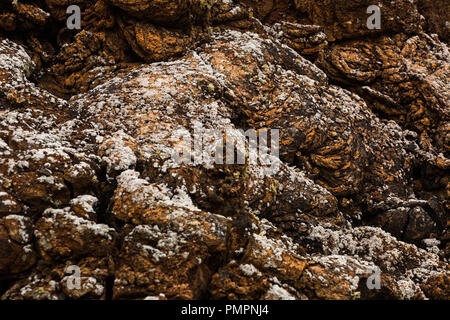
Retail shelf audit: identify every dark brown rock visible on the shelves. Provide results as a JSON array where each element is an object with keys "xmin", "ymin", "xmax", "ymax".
[{"xmin": 0, "ymin": 0, "xmax": 448, "ymax": 301}]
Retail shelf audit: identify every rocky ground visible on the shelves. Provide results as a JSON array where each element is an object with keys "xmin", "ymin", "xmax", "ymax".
[{"xmin": 0, "ymin": 0, "xmax": 448, "ymax": 300}]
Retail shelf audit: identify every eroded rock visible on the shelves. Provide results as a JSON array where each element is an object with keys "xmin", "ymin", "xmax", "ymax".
[{"xmin": 0, "ymin": 0, "xmax": 448, "ymax": 301}]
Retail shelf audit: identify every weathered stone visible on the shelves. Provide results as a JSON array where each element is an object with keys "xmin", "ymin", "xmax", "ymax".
[
  {"xmin": 0, "ymin": 215, "xmax": 36, "ymax": 276},
  {"xmin": 0, "ymin": 0, "xmax": 448, "ymax": 301}
]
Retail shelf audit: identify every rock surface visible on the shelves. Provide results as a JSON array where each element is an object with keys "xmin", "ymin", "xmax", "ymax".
[{"xmin": 0, "ymin": 0, "xmax": 448, "ymax": 300}]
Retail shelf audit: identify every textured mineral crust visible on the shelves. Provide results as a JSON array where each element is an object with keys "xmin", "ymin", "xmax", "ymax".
[{"xmin": 0, "ymin": 0, "xmax": 448, "ymax": 300}]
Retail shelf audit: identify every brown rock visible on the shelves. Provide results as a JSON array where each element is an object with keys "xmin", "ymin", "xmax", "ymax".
[
  {"xmin": 0, "ymin": 215, "xmax": 36, "ymax": 276},
  {"xmin": 0, "ymin": 0, "xmax": 448, "ymax": 301}
]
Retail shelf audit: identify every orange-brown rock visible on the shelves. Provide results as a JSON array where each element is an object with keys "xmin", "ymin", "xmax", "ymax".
[
  {"xmin": 294, "ymin": 0, "xmax": 424, "ymax": 41},
  {"xmin": 0, "ymin": 0, "xmax": 448, "ymax": 301},
  {"xmin": 0, "ymin": 215, "xmax": 36, "ymax": 277}
]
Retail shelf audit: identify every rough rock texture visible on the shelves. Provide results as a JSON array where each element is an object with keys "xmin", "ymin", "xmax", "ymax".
[
  {"xmin": 293, "ymin": 0, "xmax": 425, "ymax": 41},
  {"xmin": 0, "ymin": 0, "xmax": 448, "ymax": 300}
]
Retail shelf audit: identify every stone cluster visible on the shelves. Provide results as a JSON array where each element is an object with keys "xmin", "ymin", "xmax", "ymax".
[{"xmin": 0, "ymin": 0, "xmax": 448, "ymax": 300}]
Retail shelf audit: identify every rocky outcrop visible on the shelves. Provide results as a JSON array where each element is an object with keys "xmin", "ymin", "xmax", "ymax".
[{"xmin": 0, "ymin": 0, "xmax": 448, "ymax": 300}]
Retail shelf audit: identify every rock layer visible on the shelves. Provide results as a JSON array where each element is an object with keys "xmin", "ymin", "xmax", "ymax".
[{"xmin": 0, "ymin": 0, "xmax": 448, "ymax": 300}]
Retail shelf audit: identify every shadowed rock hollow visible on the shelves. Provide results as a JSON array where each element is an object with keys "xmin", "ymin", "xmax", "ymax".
[{"xmin": 0, "ymin": 0, "xmax": 448, "ymax": 300}]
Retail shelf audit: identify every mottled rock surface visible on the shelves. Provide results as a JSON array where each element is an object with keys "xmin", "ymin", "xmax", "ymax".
[{"xmin": 0, "ymin": 0, "xmax": 448, "ymax": 300}]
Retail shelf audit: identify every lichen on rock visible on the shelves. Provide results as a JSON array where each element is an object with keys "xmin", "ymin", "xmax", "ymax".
[{"xmin": 0, "ymin": 0, "xmax": 448, "ymax": 300}]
